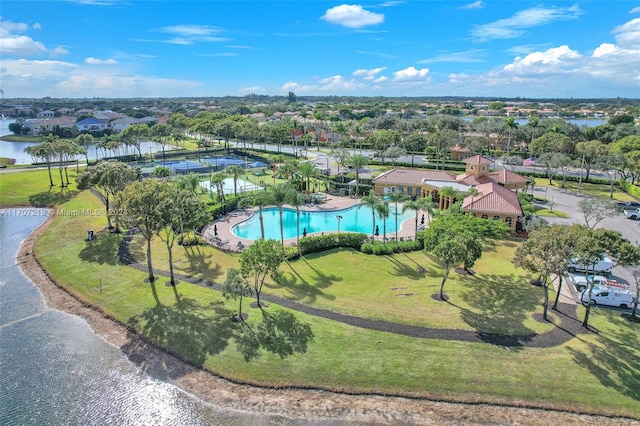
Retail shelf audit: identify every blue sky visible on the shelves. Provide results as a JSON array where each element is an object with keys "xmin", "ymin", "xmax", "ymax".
[{"xmin": 1, "ymin": 1, "xmax": 639, "ymax": 99}]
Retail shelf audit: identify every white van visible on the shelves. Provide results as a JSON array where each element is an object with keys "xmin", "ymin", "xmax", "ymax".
[
  {"xmin": 581, "ymin": 285, "xmax": 635, "ymax": 309},
  {"xmin": 571, "ymin": 275, "xmax": 607, "ymax": 292},
  {"xmin": 567, "ymin": 257, "xmax": 613, "ymax": 275}
]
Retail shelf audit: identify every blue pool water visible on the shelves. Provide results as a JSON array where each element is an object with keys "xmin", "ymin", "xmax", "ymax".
[{"xmin": 232, "ymin": 204, "xmax": 413, "ymax": 240}]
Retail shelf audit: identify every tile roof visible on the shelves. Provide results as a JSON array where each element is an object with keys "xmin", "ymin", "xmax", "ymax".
[
  {"xmin": 462, "ymin": 154, "xmax": 493, "ymax": 165},
  {"xmin": 488, "ymin": 169, "xmax": 531, "ymax": 185},
  {"xmin": 455, "ymin": 174, "xmax": 492, "ymax": 186},
  {"xmin": 373, "ymin": 168, "xmax": 456, "ymax": 185},
  {"xmin": 461, "ymin": 182, "xmax": 522, "ymax": 215},
  {"xmin": 451, "ymin": 145, "xmax": 470, "ymax": 152}
]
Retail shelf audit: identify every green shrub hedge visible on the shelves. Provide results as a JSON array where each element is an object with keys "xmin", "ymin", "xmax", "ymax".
[
  {"xmin": 361, "ymin": 239, "xmax": 422, "ymax": 255},
  {"xmin": 299, "ymin": 233, "xmax": 368, "ymax": 255}
]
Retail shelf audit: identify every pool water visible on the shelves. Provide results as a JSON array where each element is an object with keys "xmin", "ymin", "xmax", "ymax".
[{"xmin": 232, "ymin": 204, "xmax": 413, "ymax": 241}]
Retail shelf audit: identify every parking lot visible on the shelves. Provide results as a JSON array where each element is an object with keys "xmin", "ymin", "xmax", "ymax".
[{"xmin": 538, "ymin": 185, "xmax": 639, "ymax": 308}]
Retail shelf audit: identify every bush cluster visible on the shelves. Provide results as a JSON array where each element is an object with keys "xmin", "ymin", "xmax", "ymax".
[
  {"xmin": 361, "ymin": 239, "xmax": 422, "ymax": 254},
  {"xmin": 299, "ymin": 233, "xmax": 368, "ymax": 255}
]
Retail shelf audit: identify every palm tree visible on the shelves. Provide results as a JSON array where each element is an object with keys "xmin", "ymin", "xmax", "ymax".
[
  {"xmin": 176, "ymin": 173, "xmax": 201, "ymax": 194},
  {"xmin": 387, "ymin": 192, "xmax": 407, "ymax": 245},
  {"xmin": 505, "ymin": 117, "xmax": 519, "ymax": 154},
  {"xmin": 402, "ymin": 197, "xmax": 436, "ymax": 241},
  {"xmin": 210, "ymin": 171, "xmax": 227, "ymax": 202},
  {"xmin": 438, "ymin": 186, "xmax": 457, "ymax": 210},
  {"xmin": 297, "ymin": 162, "xmax": 319, "ymax": 193},
  {"xmin": 239, "ymin": 190, "xmax": 273, "ymax": 240},
  {"xmin": 74, "ymin": 133, "xmax": 94, "ymax": 165},
  {"xmin": 346, "ymin": 154, "xmax": 369, "ymax": 196},
  {"xmin": 527, "ymin": 116, "xmax": 541, "ymax": 148},
  {"xmin": 287, "ymin": 189, "xmax": 307, "ymax": 255},
  {"xmin": 360, "ymin": 192, "xmax": 380, "ymax": 238},
  {"xmin": 375, "ymin": 201, "xmax": 390, "ymax": 241},
  {"xmin": 226, "ymin": 164, "xmax": 245, "ymax": 198},
  {"xmin": 270, "ymin": 183, "xmax": 290, "ymax": 251}
]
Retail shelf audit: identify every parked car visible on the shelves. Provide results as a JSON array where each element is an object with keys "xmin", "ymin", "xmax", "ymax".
[
  {"xmin": 571, "ymin": 274, "xmax": 627, "ymax": 292},
  {"xmin": 581, "ymin": 285, "xmax": 635, "ymax": 309},
  {"xmin": 617, "ymin": 201, "xmax": 640, "ymax": 211},
  {"xmin": 624, "ymin": 208, "xmax": 640, "ymax": 220},
  {"xmin": 567, "ymin": 257, "xmax": 613, "ymax": 275}
]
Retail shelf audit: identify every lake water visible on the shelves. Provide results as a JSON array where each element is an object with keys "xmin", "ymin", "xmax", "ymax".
[
  {"xmin": 462, "ymin": 117, "xmax": 608, "ymax": 127},
  {"xmin": 0, "ymin": 119, "xmax": 174, "ymax": 165},
  {"xmin": 0, "ymin": 209, "xmax": 341, "ymax": 425}
]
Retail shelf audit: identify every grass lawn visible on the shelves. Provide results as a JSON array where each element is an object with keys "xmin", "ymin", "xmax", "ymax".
[
  {"xmin": 0, "ymin": 168, "xmax": 83, "ymax": 207},
  {"xmin": 533, "ymin": 177, "xmax": 638, "ymax": 202},
  {"xmin": 27, "ymin": 188, "xmax": 640, "ymax": 418},
  {"xmin": 533, "ymin": 206, "xmax": 571, "ymax": 218}
]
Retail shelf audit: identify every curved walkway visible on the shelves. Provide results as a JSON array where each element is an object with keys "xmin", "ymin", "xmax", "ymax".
[{"xmin": 118, "ymin": 230, "xmax": 587, "ymax": 348}]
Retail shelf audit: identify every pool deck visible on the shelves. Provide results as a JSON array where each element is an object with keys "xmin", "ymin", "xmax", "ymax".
[{"xmin": 202, "ymin": 195, "xmax": 421, "ymax": 252}]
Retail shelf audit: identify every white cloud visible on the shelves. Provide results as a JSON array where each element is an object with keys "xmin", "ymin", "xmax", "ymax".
[
  {"xmin": 85, "ymin": 57, "xmax": 117, "ymax": 65},
  {"xmin": 0, "ymin": 19, "xmax": 68, "ymax": 56},
  {"xmin": 392, "ymin": 66, "xmax": 429, "ymax": 81},
  {"xmin": 139, "ymin": 24, "xmax": 230, "ymax": 45},
  {"xmin": 612, "ymin": 18, "xmax": 640, "ymax": 49},
  {"xmin": 352, "ymin": 66, "xmax": 386, "ymax": 79},
  {"xmin": 321, "ymin": 4, "xmax": 384, "ymax": 29},
  {"xmin": 0, "ymin": 58, "xmax": 200, "ymax": 98},
  {"xmin": 160, "ymin": 25, "xmax": 222, "ymax": 36},
  {"xmin": 239, "ymin": 86, "xmax": 268, "ymax": 94},
  {"xmin": 630, "ymin": 6, "xmax": 640, "ymax": 14},
  {"xmin": 470, "ymin": 5, "xmax": 583, "ymax": 41},
  {"xmin": 459, "ymin": 1, "xmax": 484, "ymax": 10}
]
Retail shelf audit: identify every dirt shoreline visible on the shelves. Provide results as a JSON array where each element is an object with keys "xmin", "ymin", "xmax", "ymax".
[{"xmin": 17, "ymin": 212, "xmax": 639, "ymax": 425}]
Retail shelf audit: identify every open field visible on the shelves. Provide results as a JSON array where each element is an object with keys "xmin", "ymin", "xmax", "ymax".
[{"xmin": 24, "ymin": 187, "xmax": 640, "ymax": 419}]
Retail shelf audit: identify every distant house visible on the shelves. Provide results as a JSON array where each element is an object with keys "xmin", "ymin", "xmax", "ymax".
[
  {"xmin": 76, "ymin": 117, "xmax": 108, "ymax": 132},
  {"xmin": 450, "ymin": 145, "xmax": 470, "ymax": 161},
  {"xmin": 23, "ymin": 117, "xmax": 77, "ymax": 136},
  {"xmin": 37, "ymin": 110, "xmax": 55, "ymax": 118},
  {"xmin": 372, "ymin": 155, "xmax": 531, "ymax": 232}
]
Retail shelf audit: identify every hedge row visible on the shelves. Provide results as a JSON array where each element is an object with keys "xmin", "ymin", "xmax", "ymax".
[{"xmin": 299, "ymin": 233, "xmax": 368, "ymax": 256}]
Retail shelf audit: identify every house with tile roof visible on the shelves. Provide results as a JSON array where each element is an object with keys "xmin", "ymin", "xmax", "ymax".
[{"xmin": 372, "ymin": 155, "xmax": 531, "ymax": 231}]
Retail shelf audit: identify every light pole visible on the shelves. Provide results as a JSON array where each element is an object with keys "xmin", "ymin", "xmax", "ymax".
[{"xmin": 336, "ymin": 215, "xmax": 342, "ymax": 234}]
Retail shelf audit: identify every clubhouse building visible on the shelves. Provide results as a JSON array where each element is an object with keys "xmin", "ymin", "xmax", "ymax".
[{"xmin": 372, "ymin": 155, "xmax": 531, "ymax": 232}]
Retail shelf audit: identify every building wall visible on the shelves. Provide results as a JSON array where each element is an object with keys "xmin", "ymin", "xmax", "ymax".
[{"xmin": 466, "ymin": 211, "xmax": 518, "ymax": 231}]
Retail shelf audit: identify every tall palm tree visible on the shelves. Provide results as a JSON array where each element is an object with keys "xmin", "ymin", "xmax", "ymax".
[
  {"xmin": 438, "ymin": 186, "xmax": 457, "ymax": 210},
  {"xmin": 387, "ymin": 192, "xmax": 407, "ymax": 245},
  {"xmin": 270, "ymin": 183, "xmax": 290, "ymax": 252},
  {"xmin": 286, "ymin": 189, "xmax": 307, "ymax": 255},
  {"xmin": 527, "ymin": 116, "xmax": 541, "ymax": 148},
  {"xmin": 210, "ymin": 171, "xmax": 227, "ymax": 202},
  {"xmin": 239, "ymin": 190, "xmax": 273, "ymax": 240},
  {"xmin": 505, "ymin": 117, "xmax": 519, "ymax": 154},
  {"xmin": 360, "ymin": 193, "xmax": 379, "ymax": 238},
  {"xmin": 375, "ymin": 201, "xmax": 390, "ymax": 241},
  {"xmin": 176, "ymin": 173, "xmax": 201, "ymax": 194},
  {"xmin": 346, "ymin": 154, "xmax": 369, "ymax": 196},
  {"xmin": 297, "ymin": 162, "xmax": 319, "ymax": 193},
  {"xmin": 226, "ymin": 164, "xmax": 245, "ymax": 198},
  {"xmin": 402, "ymin": 197, "xmax": 437, "ymax": 241}
]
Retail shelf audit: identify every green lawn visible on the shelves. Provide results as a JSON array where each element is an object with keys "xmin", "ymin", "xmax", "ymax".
[
  {"xmin": 534, "ymin": 177, "xmax": 638, "ymax": 202},
  {"xmin": 0, "ymin": 168, "xmax": 83, "ymax": 207},
  {"xmin": 533, "ymin": 206, "xmax": 571, "ymax": 218},
  {"xmin": 28, "ymin": 189, "xmax": 640, "ymax": 418},
  {"xmin": 0, "ymin": 166, "xmax": 635, "ymax": 418}
]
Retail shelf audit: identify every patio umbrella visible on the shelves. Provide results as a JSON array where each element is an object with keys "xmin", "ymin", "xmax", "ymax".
[{"xmin": 213, "ymin": 224, "xmax": 218, "ymax": 236}]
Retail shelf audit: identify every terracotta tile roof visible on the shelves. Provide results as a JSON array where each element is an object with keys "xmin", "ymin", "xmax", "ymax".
[
  {"xmin": 451, "ymin": 145, "xmax": 470, "ymax": 152},
  {"xmin": 488, "ymin": 169, "xmax": 531, "ymax": 185},
  {"xmin": 462, "ymin": 154, "xmax": 493, "ymax": 165},
  {"xmin": 455, "ymin": 174, "xmax": 492, "ymax": 185},
  {"xmin": 461, "ymin": 182, "xmax": 522, "ymax": 215},
  {"xmin": 373, "ymin": 168, "xmax": 456, "ymax": 185}
]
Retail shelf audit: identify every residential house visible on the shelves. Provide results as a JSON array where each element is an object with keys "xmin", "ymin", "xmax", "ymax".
[
  {"xmin": 450, "ymin": 145, "xmax": 470, "ymax": 161},
  {"xmin": 372, "ymin": 155, "xmax": 531, "ymax": 232},
  {"xmin": 22, "ymin": 117, "xmax": 77, "ymax": 135},
  {"xmin": 76, "ymin": 117, "xmax": 108, "ymax": 132},
  {"xmin": 37, "ymin": 110, "xmax": 55, "ymax": 118}
]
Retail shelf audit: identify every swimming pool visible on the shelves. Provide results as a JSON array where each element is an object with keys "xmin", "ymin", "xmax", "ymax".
[{"xmin": 232, "ymin": 204, "xmax": 413, "ymax": 241}]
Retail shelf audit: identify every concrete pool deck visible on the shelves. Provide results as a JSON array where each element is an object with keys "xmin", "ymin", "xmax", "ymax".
[{"xmin": 202, "ymin": 194, "xmax": 421, "ymax": 252}]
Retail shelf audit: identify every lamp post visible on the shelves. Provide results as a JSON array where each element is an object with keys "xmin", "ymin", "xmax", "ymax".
[{"xmin": 336, "ymin": 215, "xmax": 342, "ymax": 234}]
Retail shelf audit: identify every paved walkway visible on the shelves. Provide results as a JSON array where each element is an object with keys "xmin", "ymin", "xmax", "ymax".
[
  {"xmin": 118, "ymin": 229, "xmax": 587, "ymax": 348},
  {"xmin": 202, "ymin": 195, "xmax": 421, "ymax": 252}
]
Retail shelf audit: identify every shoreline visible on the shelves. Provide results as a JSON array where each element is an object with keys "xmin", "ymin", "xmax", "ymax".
[{"xmin": 16, "ymin": 211, "xmax": 639, "ymax": 425}]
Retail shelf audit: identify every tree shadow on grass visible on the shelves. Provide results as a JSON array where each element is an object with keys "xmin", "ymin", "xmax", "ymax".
[
  {"xmin": 459, "ymin": 273, "xmax": 539, "ymax": 340},
  {"xmin": 29, "ymin": 189, "xmax": 79, "ymax": 207},
  {"xmin": 567, "ymin": 313, "xmax": 640, "ymax": 402},
  {"xmin": 126, "ymin": 297, "xmax": 235, "ymax": 376},
  {"xmin": 178, "ymin": 245, "xmax": 221, "ymax": 281},
  {"xmin": 275, "ymin": 258, "xmax": 339, "ymax": 303},
  {"xmin": 78, "ymin": 232, "xmax": 122, "ymax": 265},
  {"xmin": 384, "ymin": 254, "xmax": 426, "ymax": 281},
  {"xmin": 234, "ymin": 309, "xmax": 314, "ymax": 362}
]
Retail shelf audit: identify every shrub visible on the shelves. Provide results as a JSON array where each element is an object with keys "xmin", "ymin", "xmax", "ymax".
[{"xmin": 299, "ymin": 233, "xmax": 368, "ymax": 255}]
